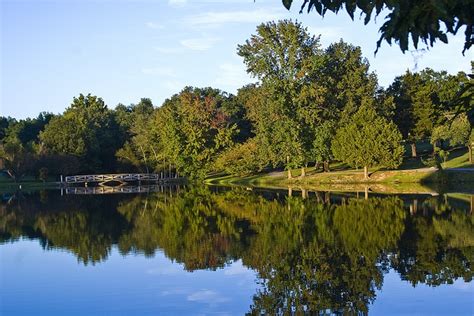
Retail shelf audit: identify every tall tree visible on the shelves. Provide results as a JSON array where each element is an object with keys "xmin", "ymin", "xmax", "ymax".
[
  {"xmin": 320, "ymin": 40, "xmax": 378, "ymax": 122},
  {"xmin": 238, "ymin": 20, "xmax": 325, "ymax": 177},
  {"xmin": 332, "ymin": 104, "xmax": 404, "ymax": 179}
]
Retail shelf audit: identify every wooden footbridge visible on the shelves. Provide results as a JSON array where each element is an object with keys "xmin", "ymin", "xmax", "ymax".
[{"xmin": 63, "ymin": 173, "xmax": 182, "ymax": 186}]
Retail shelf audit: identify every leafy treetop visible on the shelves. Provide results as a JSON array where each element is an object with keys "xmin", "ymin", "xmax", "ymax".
[{"xmin": 282, "ymin": 0, "xmax": 473, "ymax": 54}]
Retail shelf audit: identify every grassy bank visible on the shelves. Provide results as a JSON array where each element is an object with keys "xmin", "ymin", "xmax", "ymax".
[{"xmin": 206, "ymin": 150, "xmax": 474, "ymax": 194}]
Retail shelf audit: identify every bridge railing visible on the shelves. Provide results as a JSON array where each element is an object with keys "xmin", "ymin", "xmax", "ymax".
[{"xmin": 64, "ymin": 173, "xmax": 173, "ymax": 184}]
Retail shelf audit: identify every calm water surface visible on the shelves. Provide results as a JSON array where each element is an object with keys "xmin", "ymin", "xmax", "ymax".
[{"xmin": 1, "ymin": 186, "xmax": 473, "ymax": 315}]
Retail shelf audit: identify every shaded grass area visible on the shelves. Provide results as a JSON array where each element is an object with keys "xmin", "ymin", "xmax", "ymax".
[
  {"xmin": 442, "ymin": 148, "xmax": 474, "ymax": 169},
  {"xmin": 0, "ymin": 173, "xmax": 60, "ymax": 191}
]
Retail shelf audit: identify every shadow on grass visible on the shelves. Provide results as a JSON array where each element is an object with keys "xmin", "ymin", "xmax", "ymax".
[{"xmin": 421, "ymin": 170, "xmax": 474, "ymax": 194}]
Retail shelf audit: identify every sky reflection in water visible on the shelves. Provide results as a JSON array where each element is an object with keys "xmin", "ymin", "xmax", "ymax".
[{"xmin": 0, "ymin": 186, "xmax": 473, "ymax": 315}]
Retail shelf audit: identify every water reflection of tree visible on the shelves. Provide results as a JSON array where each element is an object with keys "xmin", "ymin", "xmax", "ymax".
[
  {"xmin": 0, "ymin": 191, "xmax": 129, "ymax": 264},
  {"xmin": 392, "ymin": 200, "xmax": 473, "ymax": 286},
  {"xmin": 115, "ymin": 187, "xmax": 253, "ymax": 270},
  {"xmin": 245, "ymin": 197, "xmax": 406, "ymax": 314},
  {"xmin": 0, "ymin": 188, "xmax": 472, "ymax": 313}
]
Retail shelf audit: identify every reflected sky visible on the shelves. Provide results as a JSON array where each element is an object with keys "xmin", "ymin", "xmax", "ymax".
[
  {"xmin": 372, "ymin": 270, "xmax": 473, "ymax": 315},
  {"xmin": 0, "ymin": 187, "xmax": 473, "ymax": 315},
  {"xmin": 2, "ymin": 239, "xmax": 472, "ymax": 315},
  {"xmin": 1, "ymin": 239, "xmax": 258, "ymax": 315}
]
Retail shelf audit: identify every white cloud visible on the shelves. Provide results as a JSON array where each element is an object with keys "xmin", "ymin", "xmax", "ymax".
[
  {"xmin": 186, "ymin": 8, "xmax": 284, "ymax": 26},
  {"xmin": 146, "ymin": 22, "xmax": 164, "ymax": 30},
  {"xmin": 180, "ymin": 37, "xmax": 219, "ymax": 51},
  {"xmin": 214, "ymin": 63, "xmax": 252, "ymax": 91},
  {"xmin": 141, "ymin": 67, "xmax": 177, "ymax": 77},
  {"xmin": 169, "ymin": 0, "xmax": 187, "ymax": 7},
  {"xmin": 187, "ymin": 289, "xmax": 229, "ymax": 304}
]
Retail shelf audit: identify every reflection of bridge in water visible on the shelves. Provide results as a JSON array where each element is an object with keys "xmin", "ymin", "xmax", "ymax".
[
  {"xmin": 64, "ymin": 173, "xmax": 183, "ymax": 186},
  {"xmin": 64, "ymin": 184, "xmax": 182, "ymax": 195}
]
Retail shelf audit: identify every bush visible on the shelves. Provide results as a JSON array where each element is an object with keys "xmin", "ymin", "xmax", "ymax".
[{"xmin": 214, "ymin": 139, "xmax": 262, "ymax": 176}]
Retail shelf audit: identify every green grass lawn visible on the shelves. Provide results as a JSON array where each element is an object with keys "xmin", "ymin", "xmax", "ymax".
[
  {"xmin": 442, "ymin": 149, "xmax": 474, "ymax": 169},
  {"xmin": 206, "ymin": 147, "xmax": 474, "ymax": 192}
]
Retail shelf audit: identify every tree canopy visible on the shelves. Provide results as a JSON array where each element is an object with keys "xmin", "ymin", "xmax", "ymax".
[
  {"xmin": 282, "ymin": 0, "xmax": 474, "ymax": 54},
  {"xmin": 332, "ymin": 104, "xmax": 404, "ymax": 178}
]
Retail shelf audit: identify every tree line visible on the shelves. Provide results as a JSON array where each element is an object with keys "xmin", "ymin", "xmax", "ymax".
[{"xmin": 1, "ymin": 20, "xmax": 472, "ymax": 181}]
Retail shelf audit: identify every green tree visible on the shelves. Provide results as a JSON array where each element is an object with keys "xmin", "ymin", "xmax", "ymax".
[
  {"xmin": 214, "ymin": 138, "xmax": 262, "ymax": 176},
  {"xmin": 320, "ymin": 40, "xmax": 378, "ymax": 122},
  {"xmin": 238, "ymin": 20, "xmax": 325, "ymax": 177},
  {"xmin": 0, "ymin": 117, "xmax": 15, "ymax": 141},
  {"xmin": 4, "ymin": 112, "xmax": 54, "ymax": 145},
  {"xmin": 115, "ymin": 98, "xmax": 157, "ymax": 173},
  {"xmin": 388, "ymin": 69, "xmax": 456, "ymax": 157},
  {"xmin": 152, "ymin": 87, "xmax": 238, "ymax": 179},
  {"xmin": 40, "ymin": 94, "xmax": 122, "ymax": 172},
  {"xmin": 282, "ymin": 0, "xmax": 473, "ymax": 54},
  {"xmin": 332, "ymin": 104, "xmax": 404, "ymax": 179},
  {"xmin": 0, "ymin": 136, "xmax": 35, "ymax": 181},
  {"xmin": 311, "ymin": 121, "xmax": 334, "ymax": 171},
  {"xmin": 431, "ymin": 113, "xmax": 471, "ymax": 150}
]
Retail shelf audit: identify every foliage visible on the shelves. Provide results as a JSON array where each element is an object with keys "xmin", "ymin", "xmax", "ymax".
[
  {"xmin": 282, "ymin": 0, "xmax": 474, "ymax": 54},
  {"xmin": 238, "ymin": 20, "xmax": 325, "ymax": 170},
  {"xmin": 388, "ymin": 69, "xmax": 467, "ymax": 157},
  {"xmin": 39, "ymin": 94, "xmax": 123, "ymax": 172},
  {"xmin": 320, "ymin": 40, "xmax": 378, "ymax": 122},
  {"xmin": 311, "ymin": 120, "xmax": 334, "ymax": 164},
  {"xmin": 332, "ymin": 104, "xmax": 404, "ymax": 173},
  {"xmin": 4, "ymin": 112, "xmax": 54, "ymax": 145},
  {"xmin": 431, "ymin": 113, "xmax": 472, "ymax": 148},
  {"xmin": 38, "ymin": 167, "xmax": 49, "ymax": 182},
  {"xmin": 214, "ymin": 138, "xmax": 262, "ymax": 176},
  {"xmin": 114, "ymin": 98, "xmax": 157, "ymax": 173},
  {"xmin": 152, "ymin": 87, "xmax": 238, "ymax": 179},
  {"xmin": 0, "ymin": 137, "xmax": 35, "ymax": 181}
]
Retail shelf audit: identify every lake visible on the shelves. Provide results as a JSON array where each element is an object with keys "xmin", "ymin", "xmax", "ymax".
[{"xmin": 1, "ymin": 185, "xmax": 473, "ymax": 315}]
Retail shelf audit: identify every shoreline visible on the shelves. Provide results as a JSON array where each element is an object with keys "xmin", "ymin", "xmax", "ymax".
[{"xmin": 205, "ymin": 168, "xmax": 474, "ymax": 195}]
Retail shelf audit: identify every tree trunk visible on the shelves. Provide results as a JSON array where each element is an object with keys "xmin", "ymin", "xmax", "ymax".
[
  {"xmin": 323, "ymin": 161, "xmax": 330, "ymax": 172},
  {"xmin": 302, "ymin": 189, "xmax": 307, "ymax": 199},
  {"xmin": 286, "ymin": 155, "xmax": 292, "ymax": 179},
  {"xmin": 470, "ymin": 195, "xmax": 473, "ymax": 215},
  {"xmin": 469, "ymin": 145, "xmax": 473, "ymax": 164},
  {"xmin": 364, "ymin": 186, "xmax": 369, "ymax": 200},
  {"xmin": 325, "ymin": 191, "xmax": 330, "ymax": 204},
  {"xmin": 316, "ymin": 191, "xmax": 321, "ymax": 203},
  {"xmin": 300, "ymin": 167, "xmax": 305, "ymax": 178},
  {"xmin": 411, "ymin": 143, "xmax": 417, "ymax": 158},
  {"xmin": 364, "ymin": 166, "xmax": 369, "ymax": 180}
]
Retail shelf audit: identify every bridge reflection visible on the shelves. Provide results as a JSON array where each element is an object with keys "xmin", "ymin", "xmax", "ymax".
[
  {"xmin": 64, "ymin": 184, "xmax": 183, "ymax": 195},
  {"xmin": 64, "ymin": 173, "xmax": 183, "ymax": 186}
]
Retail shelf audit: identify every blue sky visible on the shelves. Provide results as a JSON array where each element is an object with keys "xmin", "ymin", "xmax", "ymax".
[{"xmin": 1, "ymin": 0, "xmax": 473, "ymax": 119}]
